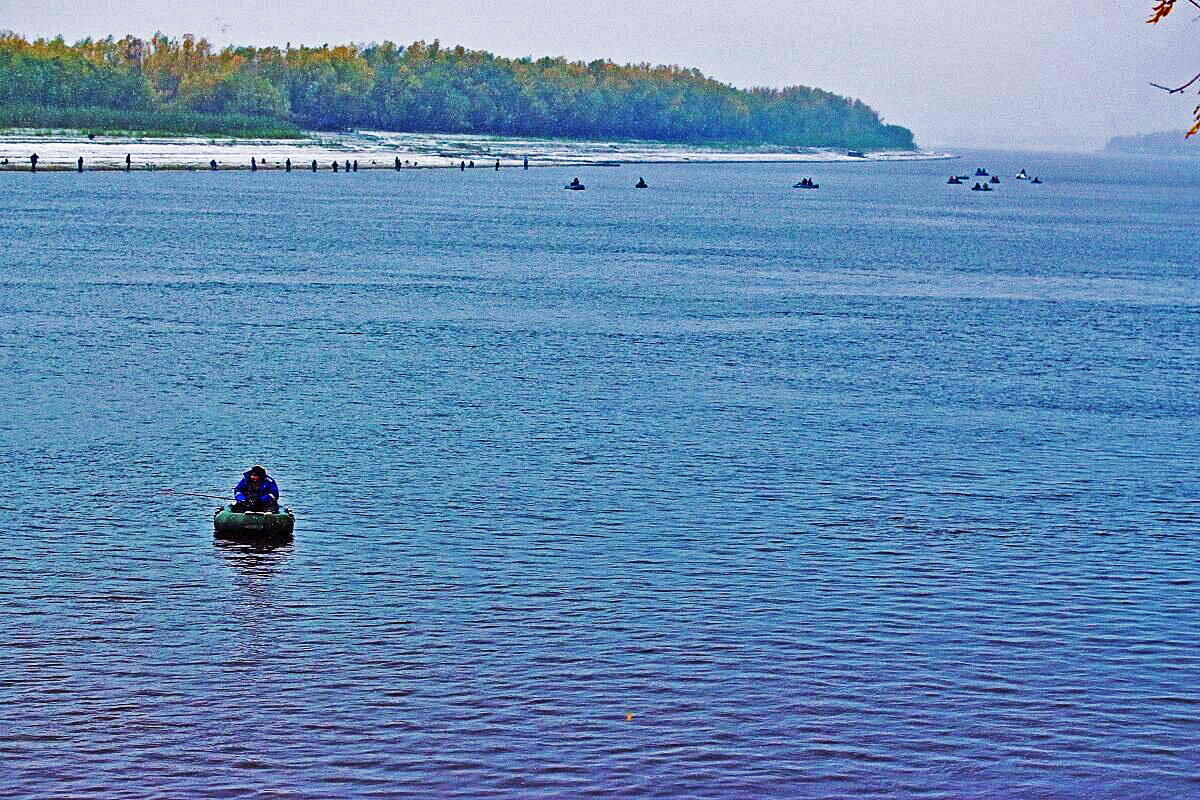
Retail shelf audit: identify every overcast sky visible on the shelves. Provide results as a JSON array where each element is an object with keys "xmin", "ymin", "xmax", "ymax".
[{"xmin": 5, "ymin": 0, "xmax": 1198, "ymax": 150}]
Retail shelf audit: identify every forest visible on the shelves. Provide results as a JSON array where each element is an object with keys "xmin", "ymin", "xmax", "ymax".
[{"xmin": 0, "ymin": 33, "xmax": 915, "ymax": 148}]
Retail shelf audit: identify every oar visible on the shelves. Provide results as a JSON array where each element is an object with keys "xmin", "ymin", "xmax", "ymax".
[{"xmin": 159, "ymin": 488, "xmax": 231, "ymax": 501}]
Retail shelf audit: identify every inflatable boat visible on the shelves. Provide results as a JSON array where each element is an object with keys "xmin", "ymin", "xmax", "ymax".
[{"xmin": 213, "ymin": 505, "xmax": 295, "ymax": 544}]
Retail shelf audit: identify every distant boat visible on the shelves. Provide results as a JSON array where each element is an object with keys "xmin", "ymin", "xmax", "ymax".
[
  {"xmin": 847, "ymin": 150, "xmax": 866, "ymax": 158},
  {"xmin": 975, "ymin": 167, "xmax": 989, "ymax": 176},
  {"xmin": 1016, "ymin": 169, "xmax": 1029, "ymax": 180},
  {"xmin": 947, "ymin": 176, "xmax": 963, "ymax": 184},
  {"xmin": 1031, "ymin": 177, "xmax": 1043, "ymax": 184},
  {"xmin": 565, "ymin": 177, "xmax": 585, "ymax": 190},
  {"xmin": 793, "ymin": 179, "xmax": 820, "ymax": 189}
]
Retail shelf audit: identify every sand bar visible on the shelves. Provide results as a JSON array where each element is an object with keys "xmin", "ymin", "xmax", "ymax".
[{"xmin": 0, "ymin": 129, "xmax": 953, "ymax": 171}]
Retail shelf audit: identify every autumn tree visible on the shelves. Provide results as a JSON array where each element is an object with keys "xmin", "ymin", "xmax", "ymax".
[{"xmin": 0, "ymin": 32, "xmax": 915, "ymax": 148}]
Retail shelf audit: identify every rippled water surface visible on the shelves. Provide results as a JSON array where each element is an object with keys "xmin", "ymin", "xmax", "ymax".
[{"xmin": 2, "ymin": 153, "xmax": 1198, "ymax": 798}]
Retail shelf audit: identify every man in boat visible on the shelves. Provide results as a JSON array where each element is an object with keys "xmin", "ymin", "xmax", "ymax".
[{"xmin": 233, "ymin": 465, "xmax": 280, "ymax": 512}]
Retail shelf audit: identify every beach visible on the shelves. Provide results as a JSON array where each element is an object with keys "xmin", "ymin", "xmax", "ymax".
[{"xmin": 0, "ymin": 128, "xmax": 953, "ymax": 170}]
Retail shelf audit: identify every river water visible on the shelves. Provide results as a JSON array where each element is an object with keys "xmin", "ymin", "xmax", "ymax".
[{"xmin": 1, "ymin": 153, "xmax": 1198, "ymax": 798}]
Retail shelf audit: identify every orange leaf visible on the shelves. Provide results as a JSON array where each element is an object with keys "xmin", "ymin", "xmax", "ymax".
[
  {"xmin": 1148, "ymin": 0, "xmax": 1176, "ymax": 23},
  {"xmin": 1187, "ymin": 106, "xmax": 1200, "ymax": 138}
]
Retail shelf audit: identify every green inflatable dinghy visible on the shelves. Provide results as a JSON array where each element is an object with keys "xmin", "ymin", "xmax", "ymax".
[{"xmin": 214, "ymin": 505, "xmax": 295, "ymax": 544}]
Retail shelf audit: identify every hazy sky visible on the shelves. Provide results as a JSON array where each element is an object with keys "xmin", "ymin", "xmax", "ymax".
[{"xmin": 5, "ymin": 0, "xmax": 1199, "ymax": 149}]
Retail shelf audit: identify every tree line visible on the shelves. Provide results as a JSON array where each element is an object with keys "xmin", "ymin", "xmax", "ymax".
[{"xmin": 0, "ymin": 32, "xmax": 915, "ymax": 148}]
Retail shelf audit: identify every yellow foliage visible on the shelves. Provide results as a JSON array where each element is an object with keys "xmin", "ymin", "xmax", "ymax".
[{"xmin": 1188, "ymin": 106, "xmax": 1200, "ymax": 137}]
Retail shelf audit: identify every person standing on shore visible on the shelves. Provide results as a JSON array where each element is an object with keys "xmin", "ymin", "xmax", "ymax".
[
  {"xmin": 125, "ymin": 154, "xmax": 131, "ymax": 171},
  {"xmin": 285, "ymin": 158, "xmax": 292, "ymax": 172},
  {"xmin": 333, "ymin": 161, "xmax": 339, "ymax": 172},
  {"xmin": 77, "ymin": 157, "xmax": 83, "ymax": 173},
  {"xmin": 29, "ymin": 153, "xmax": 38, "ymax": 172}
]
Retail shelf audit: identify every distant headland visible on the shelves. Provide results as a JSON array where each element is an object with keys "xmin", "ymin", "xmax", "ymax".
[
  {"xmin": 1105, "ymin": 131, "xmax": 1198, "ymax": 156},
  {"xmin": 0, "ymin": 33, "xmax": 914, "ymax": 150}
]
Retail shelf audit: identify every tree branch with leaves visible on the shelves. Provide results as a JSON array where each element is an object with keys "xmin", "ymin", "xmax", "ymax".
[{"xmin": 1147, "ymin": 0, "xmax": 1200, "ymax": 135}]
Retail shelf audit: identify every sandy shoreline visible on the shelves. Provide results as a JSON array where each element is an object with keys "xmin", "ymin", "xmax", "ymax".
[{"xmin": 0, "ymin": 129, "xmax": 953, "ymax": 171}]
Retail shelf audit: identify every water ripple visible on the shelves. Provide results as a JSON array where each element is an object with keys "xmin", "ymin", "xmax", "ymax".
[{"xmin": 0, "ymin": 156, "xmax": 1198, "ymax": 797}]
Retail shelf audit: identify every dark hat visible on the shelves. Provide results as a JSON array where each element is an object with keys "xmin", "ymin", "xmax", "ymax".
[{"xmin": 249, "ymin": 464, "xmax": 266, "ymax": 477}]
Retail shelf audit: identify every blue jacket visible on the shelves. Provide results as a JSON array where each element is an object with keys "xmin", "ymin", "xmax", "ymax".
[{"xmin": 235, "ymin": 471, "xmax": 280, "ymax": 505}]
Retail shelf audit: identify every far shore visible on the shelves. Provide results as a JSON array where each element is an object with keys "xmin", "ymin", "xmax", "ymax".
[{"xmin": 0, "ymin": 129, "xmax": 954, "ymax": 172}]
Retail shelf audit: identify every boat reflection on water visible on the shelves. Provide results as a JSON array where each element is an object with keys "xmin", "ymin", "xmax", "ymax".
[
  {"xmin": 212, "ymin": 537, "xmax": 291, "ymax": 606},
  {"xmin": 212, "ymin": 538, "xmax": 294, "ymax": 661},
  {"xmin": 213, "ymin": 527, "xmax": 292, "ymax": 592},
  {"xmin": 212, "ymin": 536, "xmax": 293, "ymax": 577}
]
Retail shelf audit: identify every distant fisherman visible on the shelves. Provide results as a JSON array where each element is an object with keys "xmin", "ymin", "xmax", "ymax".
[
  {"xmin": 312, "ymin": 159, "xmax": 317, "ymax": 172},
  {"xmin": 523, "ymin": 157, "xmax": 529, "ymax": 170},
  {"xmin": 286, "ymin": 158, "xmax": 292, "ymax": 172},
  {"xmin": 125, "ymin": 153, "xmax": 131, "ymax": 172},
  {"xmin": 233, "ymin": 465, "xmax": 280, "ymax": 513},
  {"xmin": 251, "ymin": 157, "xmax": 258, "ymax": 172},
  {"xmin": 495, "ymin": 159, "xmax": 500, "ymax": 171},
  {"xmin": 77, "ymin": 156, "xmax": 83, "ymax": 173},
  {"xmin": 29, "ymin": 153, "xmax": 38, "ymax": 172},
  {"xmin": 210, "ymin": 159, "xmax": 218, "ymax": 170},
  {"xmin": 333, "ymin": 161, "xmax": 339, "ymax": 173},
  {"xmin": 460, "ymin": 160, "xmax": 465, "ymax": 171},
  {"xmin": 353, "ymin": 159, "xmax": 358, "ymax": 172},
  {"xmin": 395, "ymin": 157, "xmax": 401, "ymax": 171},
  {"xmin": 345, "ymin": 159, "xmax": 351, "ymax": 172}
]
